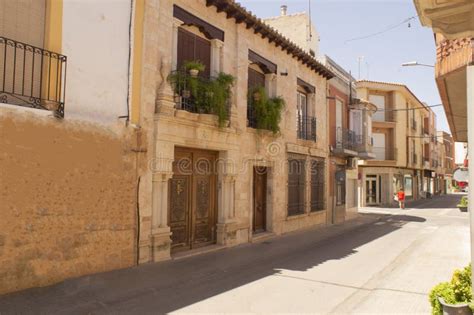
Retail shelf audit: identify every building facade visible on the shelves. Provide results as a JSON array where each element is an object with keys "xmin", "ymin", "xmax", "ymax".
[
  {"xmin": 356, "ymin": 80, "xmax": 441, "ymax": 206},
  {"xmin": 136, "ymin": 0, "xmax": 335, "ymax": 263},
  {"xmin": 0, "ymin": 0, "xmax": 141, "ymax": 294},
  {"xmin": 320, "ymin": 56, "xmax": 375, "ymax": 222}
]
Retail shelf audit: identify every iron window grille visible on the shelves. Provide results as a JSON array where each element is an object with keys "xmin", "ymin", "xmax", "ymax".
[
  {"xmin": 297, "ymin": 115, "xmax": 317, "ymax": 141},
  {"xmin": 310, "ymin": 159, "xmax": 325, "ymax": 212},
  {"xmin": 287, "ymin": 158, "xmax": 306, "ymax": 216}
]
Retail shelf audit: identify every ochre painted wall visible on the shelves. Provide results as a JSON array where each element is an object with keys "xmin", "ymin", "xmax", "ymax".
[{"xmin": 0, "ymin": 110, "xmax": 137, "ymax": 294}]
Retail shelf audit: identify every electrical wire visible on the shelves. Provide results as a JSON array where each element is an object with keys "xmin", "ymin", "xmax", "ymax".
[{"xmin": 345, "ymin": 16, "xmax": 417, "ymax": 43}]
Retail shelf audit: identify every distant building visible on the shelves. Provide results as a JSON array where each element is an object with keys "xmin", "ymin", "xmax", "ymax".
[{"xmin": 264, "ymin": 5, "xmax": 320, "ymax": 57}]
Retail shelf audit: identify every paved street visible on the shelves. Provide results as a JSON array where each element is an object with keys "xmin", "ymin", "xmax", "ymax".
[{"xmin": 0, "ymin": 194, "xmax": 469, "ymax": 314}]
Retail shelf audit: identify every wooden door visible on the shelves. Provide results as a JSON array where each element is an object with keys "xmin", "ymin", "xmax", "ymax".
[
  {"xmin": 253, "ymin": 167, "xmax": 267, "ymax": 233},
  {"xmin": 169, "ymin": 148, "xmax": 217, "ymax": 252}
]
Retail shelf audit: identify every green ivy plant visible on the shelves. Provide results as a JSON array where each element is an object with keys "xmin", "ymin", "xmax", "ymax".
[
  {"xmin": 167, "ymin": 67, "xmax": 235, "ymax": 128},
  {"xmin": 248, "ymin": 86, "xmax": 285, "ymax": 134},
  {"xmin": 429, "ymin": 264, "xmax": 472, "ymax": 315}
]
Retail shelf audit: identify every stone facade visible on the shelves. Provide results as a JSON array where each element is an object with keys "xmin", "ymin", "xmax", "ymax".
[
  {"xmin": 0, "ymin": 109, "xmax": 137, "ymax": 294},
  {"xmin": 136, "ymin": 0, "xmax": 333, "ymax": 262}
]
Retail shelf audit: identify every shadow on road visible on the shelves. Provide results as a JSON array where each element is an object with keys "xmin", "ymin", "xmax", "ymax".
[{"xmin": 0, "ymin": 213, "xmax": 426, "ymax": 314}]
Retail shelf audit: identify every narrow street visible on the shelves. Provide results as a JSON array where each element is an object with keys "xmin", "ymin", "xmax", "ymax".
[{"xmin": 0, "ymin": 194, "xmax": 468, "ymax": 314}]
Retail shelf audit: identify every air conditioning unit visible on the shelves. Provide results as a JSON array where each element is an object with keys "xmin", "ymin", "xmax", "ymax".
[{"xmin": 347, "ymin": 157, "xmax": 358, "ymax": 169}]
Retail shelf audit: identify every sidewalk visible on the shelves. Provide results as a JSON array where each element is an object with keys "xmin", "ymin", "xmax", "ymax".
[{"xmin": 0, "ymin": 213, "xmax": 383, "ymax": 314}]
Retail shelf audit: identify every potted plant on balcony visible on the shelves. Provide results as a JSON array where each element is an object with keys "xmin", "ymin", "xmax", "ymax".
[
  {"xmin": 458, "ymin": 196, "xmax": 469, "ymax": 212},
  {"xmin": 184, "ymin": 60, "xmax": 205, "ymax": 77},
  {"xmin": 248, "ymin": 86, "xmax": 285, "ymax": 134},
  {"xmin": 429, "ymin": 264, "xmax": 472, "ymax": 315}
]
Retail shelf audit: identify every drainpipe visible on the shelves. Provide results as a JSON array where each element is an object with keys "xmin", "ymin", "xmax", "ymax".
[{"xmin": 467, "ymin": 65, "xmax": 474, "ymax": 292}]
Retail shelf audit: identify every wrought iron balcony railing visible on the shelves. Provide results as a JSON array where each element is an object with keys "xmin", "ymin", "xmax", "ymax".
[
  {"xmin": 0, "ymin": 36, "xmax": 67, "ymax": 117},
  {"xmin": 335, "ymin": 127, "xmax": 357, "ymax": 151},
  {"xmin": 297, "ymin": 115, "xmax": 317, "ymax": 141},
  {"xmin": 168, "ymin": 70, "xmax": 230, "ymax": 117}
]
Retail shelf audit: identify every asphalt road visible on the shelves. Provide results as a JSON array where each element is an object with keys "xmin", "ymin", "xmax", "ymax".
[{"xmin": 0, "ymin": 194, "xmax": 469, "ymax": 314}]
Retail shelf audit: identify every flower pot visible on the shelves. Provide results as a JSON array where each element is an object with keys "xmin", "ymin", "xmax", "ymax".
[
  {"xmin": 458, "ymin": 206, "xmax": 468, "ymax": 212},
  {"xmin": 253, "ymin": 92, "xmax": 261, "ymax": 101},
  {"xmin": 189, "ymin": 69, "xmax": 199, "ymax": 77},
  {"xmin": 438, "ymin": 297, "xmax": 472, "ymax": 315}
]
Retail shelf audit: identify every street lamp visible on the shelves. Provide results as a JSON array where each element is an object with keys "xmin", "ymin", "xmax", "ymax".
[{"xmin": 401, "ymin": 61, "xmax": 435, "ymax": 68}]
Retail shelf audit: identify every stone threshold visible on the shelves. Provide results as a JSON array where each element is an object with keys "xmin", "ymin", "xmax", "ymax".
[
  {"xmin": 171, "ymin": 244, "xmax": 226, "ymax": 260},
  {"xmin": 250, "ymin": 231, "xmax": 275, "ymax": 243}
]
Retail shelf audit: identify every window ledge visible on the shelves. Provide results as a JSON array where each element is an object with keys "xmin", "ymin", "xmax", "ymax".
[
  {"xmin": 309, "ymin": 210, "xmax": 326, "ymax": 216},
  {"xmin": 286, "ymin": 213, "xmax": 308, "ymax": 221}
]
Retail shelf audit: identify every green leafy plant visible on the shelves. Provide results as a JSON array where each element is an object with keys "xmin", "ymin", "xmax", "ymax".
[
  {"xmin": 458, "ymin": 196, "xmax": 469, "ymax": 207},
  {"xmin": 167, "ymin": 70, "xmax": 235, "ymax": 127},
  {"xmin": 248, "ymin": 86, "xmax": 285, "ymax": 134},
  {"xmin": 183, "ymin": 60, "xmax": 205, "ymax": 73},
  {"xmin": 429, "ymin": 264, "xmax": 472, "ymax": 315}
]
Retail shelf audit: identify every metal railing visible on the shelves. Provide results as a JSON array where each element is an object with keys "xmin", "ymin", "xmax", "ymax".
[
  {"xmin": 335, "ymin": 127, "xmax": 357, "ymax": 151},
  {"xmin": 0, "ymin": 36, "xmax": 67, "ymax": 117},
  {"xmin": 297, "ymin": 115, "xmax": 317, "ymax": 141},
  {"xmin": 169, "ymin": 70, "xmax": 230, "ymax": 117}
]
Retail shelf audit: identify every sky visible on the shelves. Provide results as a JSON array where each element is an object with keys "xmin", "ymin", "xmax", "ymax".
[{"xmin": 238, "ymin": 0, "xmax": 450, "ymax": 133}]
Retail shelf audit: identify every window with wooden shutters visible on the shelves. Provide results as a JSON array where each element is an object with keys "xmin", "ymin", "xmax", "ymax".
[
  {"xmin": 177, "ymin": 28, "xmax": 211, "ymax": 78},
  {"xmin": 310, "ymin": 159, "xmax": 325, "ymax": 211},
  {"xmin": 288, "ymin": 158, "xmax": 306, "ymax": 216},
  {"xmin": 247, "ymin": 67, "xmax": 265, "ymax": 128}
]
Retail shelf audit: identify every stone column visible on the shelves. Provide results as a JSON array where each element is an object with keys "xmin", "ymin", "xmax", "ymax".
[
  {"xmin": 210, "ymin": 39, "xmax": 224, "ymax": 77},
  {"xmin": 150, "ymin": 154, "xmax": 173, "ymax": 262},
  {"xmin": 216, "ymin": 160, "xmax": 238, "ymax": 245},
  {"xmin": 265, "ymin": 73, "xmax": 277, "ymax": 98},
  {"xmin": 171, "ymin": 18, "xmax": 183, "ymax": 72}
]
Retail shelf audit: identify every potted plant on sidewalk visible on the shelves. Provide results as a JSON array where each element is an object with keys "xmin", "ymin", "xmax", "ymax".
[
  {"xmin": 458, "ymin": 196, "xmax": 469, "ymax": 212},
  {"xmin": 429, "ymin": 264, "xmax": 472, "ymax": 315}
]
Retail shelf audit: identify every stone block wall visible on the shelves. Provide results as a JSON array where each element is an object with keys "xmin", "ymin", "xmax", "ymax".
[{"xmin": 0, "ymin": 109, "xmax": 137, "ymax": 294}]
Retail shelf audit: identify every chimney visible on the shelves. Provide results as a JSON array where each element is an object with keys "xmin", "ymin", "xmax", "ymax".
[{"xmin": 280, "ymin": 5, "xmax": 287, "ymax": 16}]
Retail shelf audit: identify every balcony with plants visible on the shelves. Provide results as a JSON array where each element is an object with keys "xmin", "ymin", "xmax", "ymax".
[
  {"xmin": 167, "ymin": 61, "xmax": 235, "ymax": 127},
  {"xmin": 247, "ymin": 86, "xmax": 285, "ymax": 134}
]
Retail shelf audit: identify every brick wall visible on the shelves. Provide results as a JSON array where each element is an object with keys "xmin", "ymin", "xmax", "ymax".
[{"xmin": 0, "ymin": 109, "xmax": 137, "ymax": 294}]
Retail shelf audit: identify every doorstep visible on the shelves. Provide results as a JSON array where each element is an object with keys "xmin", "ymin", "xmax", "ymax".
[
  {"xmin": 250, "ymin": 231, "xmax": 276, "ymax": 243},
  {"xmin": 171, "ymin": 244, "xmax": 226, "ymax": 260}
]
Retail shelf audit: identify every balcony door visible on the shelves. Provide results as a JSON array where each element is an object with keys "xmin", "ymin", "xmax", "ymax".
[
  {"xmin": 373, "ymin": 133, "xmax": 386, "ymax": 159},
  {"xmin": 177, "ymin": 28, "xmax": 211, "ymax": 78},
  {"xmin": 369, "ymin": 94, "xmax": 385, "ymax": 121}
]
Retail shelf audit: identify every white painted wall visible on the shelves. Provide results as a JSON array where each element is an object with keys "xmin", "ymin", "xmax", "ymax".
[{"xmin": 62, "ymin": 0, "xmax": 131, "ymax": 123}]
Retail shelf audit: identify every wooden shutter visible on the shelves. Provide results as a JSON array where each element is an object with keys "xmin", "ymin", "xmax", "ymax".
[
  {"xmin": 177, "ymin": 28, "xmax": 211, "ymax": 77},
  {"xmin": 248, "ymin": 68, "xmax": 265, "ymax": 90},
  {"xmin": 177, "ymin": 28, "xmax": 195, "ymax": 72},
  {"xmin": 194, "ymin": 36, "xmax": 211, "ymax": 78}
]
